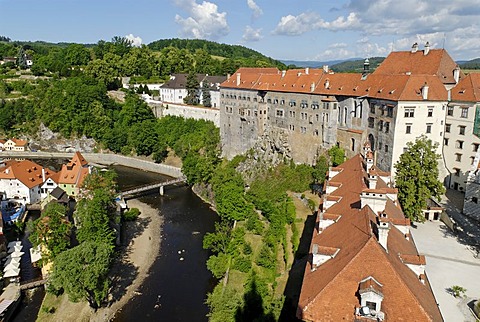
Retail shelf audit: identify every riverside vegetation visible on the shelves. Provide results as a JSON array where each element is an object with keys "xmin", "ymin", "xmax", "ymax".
[{"xmin": 0, "ymin": 35, "xmax": 344, "ymax": 319}]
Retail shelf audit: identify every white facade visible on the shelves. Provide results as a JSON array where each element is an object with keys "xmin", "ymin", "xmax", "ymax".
[
  {"xmin": 160, "ymin": 87, "xmax": 187, "ymax": 104},
  {"xmin": 40, "ymin": 177, "xmax": 58, "ymax": 200},
  {"xmin": 391, "ymin": 101, "xmax": 448, "ymax": 177},
  {"xmin": 4, "ymin": 139, "xmax": 26, "ymax": 151},
  {"xmin": 0, "ymin": 178, "xmax": 41, "ymax": 204},
  {"xmin": 443, "ymin": 103, "xmax": 480, "ymax": 191}
]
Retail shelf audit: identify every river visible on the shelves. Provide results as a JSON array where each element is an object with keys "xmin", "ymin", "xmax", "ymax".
[{"xmin": 12, "ymin": 164, "xmax": 219, "ymax": 322}]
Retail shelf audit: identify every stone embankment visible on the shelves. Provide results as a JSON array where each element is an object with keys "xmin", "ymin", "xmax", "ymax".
[{"xmin": 0, "ymin": 151, "xmax": 183, "ymax": 178}]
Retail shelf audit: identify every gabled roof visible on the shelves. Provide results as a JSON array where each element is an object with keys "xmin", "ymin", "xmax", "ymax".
[
  {"xmin": 298, "ymin": 154, "xmax": 442, "ymax": 321},
  {"xmin": 451, "ymin": 73, "xmax": 480, "ymax": 103},
  {"xmin": 373, "ymin": 48, "xmax": 464, "ymax": 85},
  {"xmin": 58, "ymin": 152, "xmax": 89, "ymax": 186},
  {"xmin": 6, "ymin": 138, "xmax": 27, "ymax": 147},
  {"xmin": 0, "ymin": 160, "xmax": 56, "ymax": 189}
]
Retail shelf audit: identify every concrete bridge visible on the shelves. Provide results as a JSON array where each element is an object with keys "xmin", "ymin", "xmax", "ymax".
[
  {"xmin": 121, "ymin": 176, "xmax": 187, "ymax": 198},
  {"xmin": 20, "ymin": 278, "xmax": 47, "ymax": 291}
]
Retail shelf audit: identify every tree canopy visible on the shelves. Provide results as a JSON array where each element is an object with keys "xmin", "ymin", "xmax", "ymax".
[{"xmin": 395, "ymin": 136, "xmax": 446, "ymax": 222}]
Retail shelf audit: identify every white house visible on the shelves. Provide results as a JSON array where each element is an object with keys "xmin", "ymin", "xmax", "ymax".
[
  {"xmin": 0, "ymin": 160, "xmax": 57, "ymax": 204},
  {"xmin": 4, "ymin": 138, "xmax": 27, "ymax": 152}
]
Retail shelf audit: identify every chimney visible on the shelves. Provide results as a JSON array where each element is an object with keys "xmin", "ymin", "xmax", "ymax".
[
  {"xmin": 454, "ymin": 65, "xmax": 460, "ymax": 84},
  {"xmin": 363, "ymin": 58, "xmax": 370, "ymax": 73},
  {"xmin": 236, "ymin": 73, "xmax": 241, "ymax": 86},
  {"xmin": 323, "ymin": 65, "xmax": 329, "ymax": 73},
  {"xmin": 324, "ymin": 79, "xmax": 330, "ymax": 89},
  {"xmin": 310, "ymin": 82, "xmax": 315, "ymax": 92},
  {"xmin": 281, "ymin": 70, "xmax": 286, "ymax": 77},
  {"xmin": 411, "ymin": 42, "xmax": 418, "ymax": 53},
  {"xmin": 42, "ymin": 168, "xmax": 45, "ymax": 183},
  {"xmin": 377, "ymin": 218, "xmax": 390, "ymax": 251},
  {"xmin": 422, "ymin": 82, "xmax": 429, "ymax": 100},
  {"xmin": 424, "ymin": 41, "xmax": 430, "ymax": 55},
  {"xmin": 368, "ymin": 171, "xmax": 378, "ymax": 189},
  {"xmin": 305, "ymin": 67, "xmax": 309, "ymax": 75}
]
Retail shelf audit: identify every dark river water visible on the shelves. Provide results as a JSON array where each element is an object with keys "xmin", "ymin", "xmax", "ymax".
[{"xmin": 13, "ymin": 164, "xmax": 219, "ymax": 322}]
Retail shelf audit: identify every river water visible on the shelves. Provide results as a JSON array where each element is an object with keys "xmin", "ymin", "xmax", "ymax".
[{"xmin": 13, "ymin": 164, "xmax": 219, "ymax": 322}]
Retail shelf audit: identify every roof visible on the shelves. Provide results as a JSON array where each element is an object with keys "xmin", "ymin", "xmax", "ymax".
[
  {"xmin": 373, "ymin": 48, "xmax": 464, "ymax": 85},
  {"xmin": 58, "ymin": 152, "xmax": 89, "ymax": 186},
  {"xmin": 221, "ymin": 67, "xmax": 448, "ymax": 102},
  {"xmin": 0, "ymin": 160, "xmax": 56, "ymax": 188},
  {"xmin": 7, "ymin": 138, "xmax": 27, "ymax": 147},
  {"xmin": 450, "ymin": 73, "xmax": 480, "ymax": 102},
  {"xmin": 50, "ymin": 187, "xmax": 67, "ymax": 201},
  {"xmin": 297, "ymin": 154, "xmax": 442, "ymax": 322}
]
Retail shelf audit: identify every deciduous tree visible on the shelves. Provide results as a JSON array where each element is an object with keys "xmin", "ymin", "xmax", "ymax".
[{"xmin": 395, "ymin": 135, "xmax": 446, "ymax": 222}]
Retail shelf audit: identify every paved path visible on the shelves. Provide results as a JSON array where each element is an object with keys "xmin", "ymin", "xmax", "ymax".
[{"xmin": 411, "ymin": 190, "xmax": 480, "ymax": 322}]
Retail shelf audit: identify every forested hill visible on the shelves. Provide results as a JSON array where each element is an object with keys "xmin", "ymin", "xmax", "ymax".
[
  {"xmin": 148, "ymin": 38, "xmax": 284, "ymax": 67},
  {"xmin": 459, "ymin": 58, "xmax": 480, "ymax": 70},
  {"xmin": 330, "ymin": 57, "xmax": 385, "ymax": 73}
]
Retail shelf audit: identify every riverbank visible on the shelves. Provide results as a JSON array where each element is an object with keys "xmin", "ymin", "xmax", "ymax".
[{"xmin": 36, "ymin": 199, "xmax": 163, "ymax": 322}]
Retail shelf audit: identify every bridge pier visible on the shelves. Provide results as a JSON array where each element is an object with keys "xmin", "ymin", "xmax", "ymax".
[{"xmin": 159, "ymin": 185, "xmax": 164, "ymax": 196}]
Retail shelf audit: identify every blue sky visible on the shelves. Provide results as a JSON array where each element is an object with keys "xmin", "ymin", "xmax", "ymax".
[{"xmin": 1, "ymin": 0, "xmax": 479, "ymax": 61}]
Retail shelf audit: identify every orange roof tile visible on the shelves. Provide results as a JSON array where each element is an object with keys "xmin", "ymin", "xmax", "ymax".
[
  {"xmin": 0, "ymin": 160, "xmax": 57, "ymax": 188},
  {"xmin": 399, "ymin": 254, "xmax": 427, "ymax": 265},
  {"xmin": 58, "ymin": 152, "xmax": 89, "ymax": 185},
  {"xmin": 451, "ymin": 73, "xmax": 480, "ymax": 102}
]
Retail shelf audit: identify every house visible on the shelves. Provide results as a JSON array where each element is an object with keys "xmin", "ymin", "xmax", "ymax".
[
  {"xmin": 57, "ymin": 152, "xmax": 91, "ymax": 197},
  {"xmin": 0, "ymin": 160, "xmax": 57, "ymax": 204},
  {"xmin": 4, "ymin": 138, "xmax": 27, "ymax": 152},
  {"xmin": 0, "ymin": 140, "xmax": 5, "ymax": 151},
  {"xmin": 0, "ymin": 57, "xmax": 16, "ymax": 65},
  {"xmin": 160, "ymin": 73, "xmax": 226, "ymax": 106},
  {"xmin": 297, "ymin": 145, "xmax": 442, "ymax": 321},
  {"xmin": 40, "ymin": 172, "xmax": 60, "ymax": 200},
  {"xmin": 25, "ymin": 55, "xmax": 33, "ymax": 68}
]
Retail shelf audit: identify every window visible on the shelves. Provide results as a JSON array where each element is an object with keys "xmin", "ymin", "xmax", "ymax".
[
  {"xmin": 368, "ymin": 117, "xmax": 374, "ymax": 128},
  {"xmin": 444, "ymin": 138, "xmax": 449, "ymax": 146},
  {"xmin": 454, "ymin": 168, "xmax": 460, "ymax": 176},
  {"xmin": 300, "ymin": 126, "xmax": 306, "ymax": 134},
  {"xmin": 378, "ymin": 120, "xmax": 383, "ymax": 131},
  {"xmin": 461, "ymin": 108, "xmax": 468, "ymax": 118},
  {"xmin": 445, "ymin": 123, "xmax": 451, "ymax": 133},
  {"xmin": 404, "ymin": 108, "xmax": 415, "ymax": 117},
  {"xmin": 276, "ymin": 109, "xmax": 284, "ymax": 117},
  {"xmin": 459, "ymin": 126, "xmax": 466, "ymax": 135},
  {"xmin": 456, "ymin": 140, "xmax": 464, "ymax": 149},
  {"xmin": 351, "ymin": 138, "xmax": 355, "ymax": 151},
  {"xmin": 370, "ymin": 103, "xmax": 376, "ymax": 113},
  {"xmin": 385, "ymin": 122, "xmax": 390, "ymax": 133},
  {"xmin": 273, "ymin": 99, "xmax": 278, "ymax": 104},
  {"xmin": 428, "ymin": 108, "xmax": 433, "ymax": 117},
  {"xmin": 385, "ymin": 145, "xmax": 389, "ymax": 152},
  {"xmin": 456, "ymin": 153, "xmax": 462, "ymax": 162},
  {"xmin": 289, "ymin": 124, "xmax": 295, "ymax": 131},
  {"xmin": 406, "ymin": 124, "xmax": 412, "ymax": 134},
  {"xmin": 280, "ymin": 99, "xmax": 285, "ymax": 105},
  {"xmin": 289, "ymin": 100, "xmax": 297, "ymax": 107},
  {"xmin": 447, "ymin": 106, "xmax": 454, "ymax": 116},
  {"xmin": 267, "ymin": 98, "xmax": 272, "ymax": 103},
  {"xmin": 366, "ymin": 301, "xmax": 377, "ymax": 311},
  {"xmin": 473, "ymin": 197, "xmax": 478, "ymax": 204},
  {"xmin": 473, "ymin": 143, "xmax": 479, "ymax": 152},
  {"xmin": 426, "ymin": 124, "xmax": 432, "ymax": 134},
  {"xmin": 387, "ymin": 106, "xmax": 394, "ymax": 117},
  {"xmin": 471, "ymin": 157, "xmax": 475, "ymax": 165}
]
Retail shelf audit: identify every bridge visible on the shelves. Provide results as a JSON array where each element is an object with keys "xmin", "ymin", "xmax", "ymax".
[
  {"xmin": 20, "ymin": 277, "xmax": 47, "ymax": 291},
  {"xmin": 121, "ymin": 176, "xmax": 187, "ymax": 198}
]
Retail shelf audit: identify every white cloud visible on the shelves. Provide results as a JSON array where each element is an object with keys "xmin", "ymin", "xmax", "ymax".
[
  {"xmin": 247, "ymin": 0, "xmax": 263, "ymax": 18},
  {"xmin": 125, "ymin": 34, "xmax": 142, "ymax": 47},
  {"xmin": 272, "ymin": 12, "xmax": 359, "ymax": 36},
  {"xmin": 242, "ymin": 26, "xmax": 262, "ymax": 42},
  {"xmin": 174, "ymin": 0, "xmax": 229, "ymax": 40}
]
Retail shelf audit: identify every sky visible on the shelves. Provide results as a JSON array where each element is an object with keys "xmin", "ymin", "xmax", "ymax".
[{"xmin": 1, "ymin": 0, "xmax": 480, "ymax": 62}]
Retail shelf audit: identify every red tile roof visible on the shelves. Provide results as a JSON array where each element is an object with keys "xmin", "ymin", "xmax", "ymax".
[
  {"xmin": 58, "ymin": 152, "xmax": 89, "ymax": 186},
  {"xmin": 0, "ymin": 160, "xmax": 57, "ymax": 188},
  {"xmin": 298, "ymin": 154, "xmax": 442, "ymax": 321},
  {"xmin": 451, "ymin": 73, "xmax": 480, "ymax": 102}
]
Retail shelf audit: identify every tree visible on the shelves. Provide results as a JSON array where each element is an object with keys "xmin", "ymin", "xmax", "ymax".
[
  {"xmin": 312, "ymin": 155, "xmax": 328, "ymax": 184},
  {"xmin": 395, "ymin": 136, "xmax": 446, "ymax": 222},
  {"xmin": 184, "ymin": 71, "xmax": 199, "ymax": 105},
  {"xmin": 202, "ymin": 80, "xmax": 212, "ymax": 107},
  {"xmin": 28, "ymin": 202, "xmax": 71, "ymax": 261},
  {"xmin": 328, "ymin": 146, "xmax": 345, "ymax": 166},
  {"xmin": 49, "ymin": 241, "xmax": 113, "ymax": 309},
  {"xmin": 17, "ymin": 47, "xmax": 27, "ymax": 69}
]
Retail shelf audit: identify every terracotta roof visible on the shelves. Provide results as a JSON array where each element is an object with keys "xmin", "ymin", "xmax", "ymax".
[
  {"xmin": 316, "ymin": 246, "xmax": 339, "ymax": 256},
  {"xmin": 359, "ymin": 276, "xmax": 383, "ymax": 296},
  {"xmin": 373, "ymin": 48, "xmax": 464, "ymax": 84},
  {"xmin": 297, "ymin": 153, "xmax": 442, "ymax": 322},
  {"xmin": 9, "ymin": 138, "xmax": 27, "ymax": 146},
  {"xmin": 58, "ymin": 152, "xmax": 89, "ymax": 185},
  {"xmin": 399, "ymin": 254, "xmax": 427, "ymax": 265},
  {"xmin": 451, "ymin": 73, "xmax": 480, "ymax": 102},
  {"xmin": 0, "ymin": 160, "xmax": 56, "ymax": 189}
]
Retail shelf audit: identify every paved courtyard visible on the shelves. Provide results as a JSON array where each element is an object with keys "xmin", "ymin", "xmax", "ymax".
[{"xmin": 411, "ymin": 192, "xmax": 480, "ymax": 322}]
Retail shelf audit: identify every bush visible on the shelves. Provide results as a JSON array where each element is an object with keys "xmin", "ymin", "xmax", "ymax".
[
  {"xmin": 232, "ymin": 255, "xmax": 252, "ymax": 273},
  {"xmin": 123, "ymin": 208, "xmax": 140, "ymax": 221},
  {"xmin": 207, "ymin": 253, "xmax": 229, "ymax": 278},
  {"xmin": 243, "ymin": 243, "xmax": 252, "ymax": 255}
]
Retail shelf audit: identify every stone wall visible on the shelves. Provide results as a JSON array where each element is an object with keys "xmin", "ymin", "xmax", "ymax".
[
  {"xmin": 149, "ymin": 102, "xmax": 220, "ymax": 127},
  {"xmin": 0, "ymin": 151, "xmax": 183, "ymax": 178}
]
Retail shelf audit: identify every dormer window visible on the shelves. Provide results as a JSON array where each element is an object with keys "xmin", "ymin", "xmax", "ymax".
[
  {"xmin": 311, "ymin": 244, "xmax": 340, "ymax": 271},
  {"xmin": 356, "ymin": 276, "xmax": 385, "ymax": 320}
]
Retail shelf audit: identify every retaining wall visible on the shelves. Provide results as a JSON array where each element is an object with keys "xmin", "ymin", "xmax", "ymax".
[{"xmin": 0, "ymin": 151, "xmax": 183, "ymax": 178}]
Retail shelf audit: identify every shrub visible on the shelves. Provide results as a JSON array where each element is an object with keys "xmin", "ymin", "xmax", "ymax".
[
  {"xmin": 123, "ymin": 208, "xmax": 140, "ymax": 221},
  {"xmin": 232, "ymin": 255, "xmax": 251, "ymax": 273}
]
